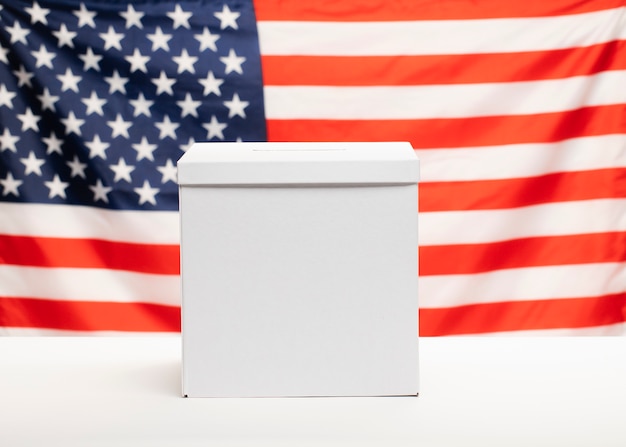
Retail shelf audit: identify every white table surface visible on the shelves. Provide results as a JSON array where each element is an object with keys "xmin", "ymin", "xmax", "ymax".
[{"xmin": 1, "ymin": 336, "xmax": 624, "ymax": 447}]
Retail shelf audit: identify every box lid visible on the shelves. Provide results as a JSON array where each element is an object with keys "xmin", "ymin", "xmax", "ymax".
[{"xmin": 177, "ymin": 142, "xmax": 419, "ymax": 186}]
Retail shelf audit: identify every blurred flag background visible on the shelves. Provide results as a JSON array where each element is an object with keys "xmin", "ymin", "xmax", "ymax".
[{"xmin": 0, "ymin": 0, "xmax": 624, "ymax": 335}]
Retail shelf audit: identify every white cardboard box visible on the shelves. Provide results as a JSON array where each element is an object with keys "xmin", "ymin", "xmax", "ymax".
[{"xmin": 178, "ymin": 142, "xmax": 419, "ymax": 397}]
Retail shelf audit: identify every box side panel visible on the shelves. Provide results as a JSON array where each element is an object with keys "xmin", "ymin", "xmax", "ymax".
[{"xmin": 179, "ymin": 188, "xmax": 192, "ymax": 397}]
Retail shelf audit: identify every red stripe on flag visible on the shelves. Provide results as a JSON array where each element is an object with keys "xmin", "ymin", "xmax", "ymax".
[
  {"xmin": 254, "ymin": 0, "xmax": 623, "ymax": 21},
  {"xmin": 262, "ymin": 40, "xmax": 626, "ymax": 86},
  {"xmin": 420, "ymin": 168, "xmax": 626, "ymax": 212},
  {"xmin": 266, "ymin": 105, "xmax": 625, "ymax": 148},
  {"xmin": 419, "ymin": 293, "xmax": 626, "ymax": 336},
  {"xmin": 0, "ymin": 235, "xmax": 180, "ymax": 274},
  {"xmin": 0, "ymin": 297, "xmax": 180, "ymax": 332},
  {"xmin": 420, "ymin": 232, "xmax": 626, "ymax": 275}
]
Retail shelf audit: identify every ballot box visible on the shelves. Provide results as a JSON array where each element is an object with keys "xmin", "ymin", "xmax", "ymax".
[{"xmin": 177, "ymin": 142, "xmax": 419, "ymax": 397}]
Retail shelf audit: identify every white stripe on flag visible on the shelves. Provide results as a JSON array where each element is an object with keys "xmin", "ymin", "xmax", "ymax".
[
  {"xmin": 0, "ymin": 327, "xmax": 180, "ymax": 336},
  {"xmin": 471, "ymin": 323, "xmax": 626, "ymax": 337},
  {"xmin": 0, "ymin": 265, "xmax": 181, "ymax": 305},
  {"xmin": 263, "ymin": 71, "xmax": 626, "ymax": 119},
  {"xmin": 420, "ymin": 262, "xmax": 626, "ymax": 307},
  {"xmin": 0, "ymin": 203, "xmax": 179, "ymax": 243},
  {"xmin": 258, "ymin": 8, "xmax": 626, "ymax": 55},
  {"xmin": 6, "ymin": 199, "xmax": 624, "ymax": 247},
  {"xmin": 416, "ymin": 134, "xmax": 626, "ymax": 181},
  {"xmin": 421, "ymin": 199, "xmax": 626, "ymax": 245}
]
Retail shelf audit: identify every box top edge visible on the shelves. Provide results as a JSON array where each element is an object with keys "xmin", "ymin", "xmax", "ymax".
[
  {"xmin": 178, "ymin": 142, "xmax": 417, "ymax": 164},
  {"xmin": 177, "ymin": 142, "xmax": 419, "ymax": 185}
]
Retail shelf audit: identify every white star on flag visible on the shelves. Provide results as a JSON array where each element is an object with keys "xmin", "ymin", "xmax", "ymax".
[
  {"xmin": 66, "ymin": 155, "xmax": 88, "ymax": 178},
  {"xmin": 0, "ymin": 84, "xmax": 16, "ymax": 107},
  {"xmin": 147, "ymin": 27, "xmax": 172, "ymax": 51},
  {"xmin": 220, "ymin": 49, "xmax": 246, "ymax": 74},
  {"xmin": 0, "ymin": 128, "xmax": 20, "ymax": 152},
  {"xmin": 17, "ymin": 109, "xmax": 41, "ymax": 132},
  {"xmin": 57, "ymin": 68, "xmax": 81, "ymax": 92},
  {"xmin": 157, "ymin": 159, "xmax": 178, "ymax": 183},
  {"xmin": 31, "ymin": 45, "xmax": 56, "ymax": 69},
  {"xmin": 20, "ymin": 151, "xmax": 46, "ymax": 176},
  {"xmin": 85, "ymin": 134, "xmax": 109, "ymax": 159},
  {"xmin": 7, "ymin": 21, "xmax": 30, "ymax": 45},
  {"xmin": 132, "ymin": 137, "xmax": 158, "ymax": 161},
  {"xmin": 89, "ymin": 179, "xmax": 112, "ymax": 203},
  {"xmin": 73, "ymin": 3, "xmax": 97, "ymax": 28},
  {"xmin": 224, "ymin": 93, "xmax": 249, "ymax": 118},
  {"xmin": 82, "ymin": 91, "xmax": 106, "ymax": 116},
  {"xmin": 110, "ymin": 158, "xmax": 135, "ymax": 183},
  {"xmin": 61, "ymin": 111, "xmax": 85, "ymax": 135},
  {"xmin": 129, "ymin": 93, "xmax": 154, "ymax": 117},
  {"xmin": 44, "ymin": 174, "xmax": 69, "ymax": 199},
  {"xmin": 37, "ymin": 88, "xmax": 59, "ymax": 111},
  {"xmin": 125, "ymin": 49, "xmax": 150, "ymax": 73},
  {"xmin": 13, "ymin": 65, "xmax": 34, "ymax": 87},
  {"xmin": 195, "ymin": 27, "xmax": 220, "ymax": 52},
  {"xmin": 121, "ymin": 5, "xmax": 144, "ymax": 29},
  {"xmin": 173, "ymin": 49, "xmax": 198, "ymax": 74},
  {"xmin": 53, "ymin": 24, "xmax": 77, "ymax": 48},
  {"xmin": 79, "ymin": 47, "xmax": 102, "ymax": 71},
  {"xmin": 167, "ymin": 4, "xmax": 192, "ymax": 29},
  {"xmin": 25, "ymin": 2, "xmax": 50, "ymax": 25},
  {"xmin": 0, "ymin": 172, "xmax": 23, "ymax": 197},
  {"xmin": 203, "ymin": 115, "xmax": 227, "ymax": 140},
  {"xmin": 177, "ymin": 93, "xmax": 201, "ymax": 118},
  {"xmin": 155, "ymin": 115, "xmax": 179, "ymax": 139},
  {"xmin": 99, "ymin": 26, "xmax": 124, "ymax": 50},
  {"xmin": 152, "ymin": 71, "xmax": 176, "ymax": 95},
  {"xmin": 134, "ymin": 180, "xmax": 159, "ymax": 205},
  {"xmin": 107, "ymin": 114, "xmax": 133, "ymax": 138},
  {"xmin": 181, "ymin": 137, "xmax": 196, "ymax": 152},
  {"xmin": 199, "ymin": 71, "xmax": 223, "ymax": 96},
  {"xmin": 42, "ymin": 133, "xmax": 63, "ymax": 155},
  {"xmin": 104, "ymin": 70, "xmax": 128, "ymax": 94},
  {"xmin": 214, "ymin": 5, "xmax": 240, "ymax": 30}
]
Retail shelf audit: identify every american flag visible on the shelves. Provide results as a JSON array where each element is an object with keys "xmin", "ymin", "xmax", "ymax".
[{"xmin": 1, "ymin": 0, "xmax": 625, "ymax": 335}]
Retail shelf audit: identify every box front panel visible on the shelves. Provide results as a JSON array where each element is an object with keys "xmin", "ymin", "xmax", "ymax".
[{"xmin": 181, "ymin": 185, "xmax": 418, "ymax": 397}]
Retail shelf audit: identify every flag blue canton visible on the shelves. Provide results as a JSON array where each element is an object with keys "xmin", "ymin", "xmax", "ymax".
[{"xmin": 0, "ymin": 0, "xmax": 266, "ymax": 211}]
